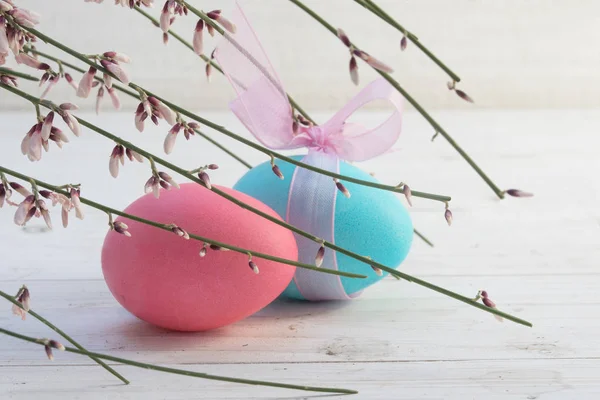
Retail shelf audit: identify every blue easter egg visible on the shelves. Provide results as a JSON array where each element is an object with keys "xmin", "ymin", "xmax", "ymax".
[{"xmin": 234, "ymin": 155, "xmax": 413, "ymax": 300}]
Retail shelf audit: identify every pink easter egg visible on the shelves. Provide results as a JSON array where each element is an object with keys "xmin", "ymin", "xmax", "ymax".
[{"xmin": 101, "ymin": 183, "xmax": 297, "ymax": 331}]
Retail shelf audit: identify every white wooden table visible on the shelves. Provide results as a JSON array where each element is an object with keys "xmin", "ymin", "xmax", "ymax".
[{"xmin": 0, "ymin": 110, "xmax": 598, "ymax": 399}]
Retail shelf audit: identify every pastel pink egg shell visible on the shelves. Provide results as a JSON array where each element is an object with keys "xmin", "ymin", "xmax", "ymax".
[{"xmin": 101, "ymin": 183, "xmax": 298, "ymax": 332}]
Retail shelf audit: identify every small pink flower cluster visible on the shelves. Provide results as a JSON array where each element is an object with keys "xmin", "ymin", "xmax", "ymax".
[
  {"xmin": 159, "ymin": 0, "xmax": 187, "ymax": 33},
  {"xmin": 7, "ymin": 182, "xmax": 84, "ymax": 229},
  {"xmin": 109, "ymin": 144, "xmax": 144, "ymax": 178},
  {"xmin": 336, "ymin": 28, "xmax": 393, "ymax": 86},
  {"xmin": 163, "ymin": 120, "xmax": 200, "ymax": 154},
  {"xmin": 20, "ymin": 104, "xmax": 81, "ymax": 162},
  {"xmin": 134, "ymin": 96, "xmax": 176, "ymax": 132},
  {"xmin": 190, "ymin": 11, "xmax": 236, "ymax": 56},
  {"xmin": 74, "ymin": 52, "xmax": 130, "ymax": 113},
  {"xmin": 0, "ymin": 1, "xmax": 39, "ymax": 65},
  {"xmin": 144, "ymin": 171, "xmax": 179, "ymax": 199}
]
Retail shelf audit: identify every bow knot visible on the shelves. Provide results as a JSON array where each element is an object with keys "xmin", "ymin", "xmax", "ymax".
[{"xmin": 292, "ymin": 125, "xmax": 342, "ymax": 155}]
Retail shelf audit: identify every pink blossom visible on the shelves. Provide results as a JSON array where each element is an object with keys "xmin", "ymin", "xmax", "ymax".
[
  {"xmin": 193, "ymin": 20, "xmax": 204, "ymax": 55},
  {"xmin": 21, "ymin": 122, "xmax": 42, "ymax": 161},
  {"xmin": 505, "ymin": 189, "xmax": 534, "ymax": 198},
  {"xmin": 113, "ymin": 220, "xmax": 131, "ymax": 237},
  {"xmin": 107, "ymin": 87, "xmax": 121, "ymax": 109},
  {"xmin": 64, "ymin": 73, "xmax": 78, "ymax": 91},
  {"xmin": 349, "ymin": 56, "xmax": 358, "ymax": 85},
  {"xmin": 14, "ymin": 194, "xmax": 35, "ymax": 226},
  {"xmin": 207, "ymin": 10, "xmax": 236, "ymax": 33},
  {"xmin": 144, "ymin": 175, "xmax": 160, "ymax": 198},
  {"xmin": 160, "ymin": 0, "xmax": 175, "ymax": 32},
  {"xmin": 402, "ymin": 184, "xmax": 412, "ymax": 207},
  {"xmin": 11, "ymin": 286, "xmax": 30, "ymax": 320},
  {"xmin": 101, "ymin": 60, "xmax": 130, "ymax": 85},
  {"xmin": 76, "ymin": 66, "xmax": 97, "ymax": 98},
  {"xmin": 11, "ymin": 8, "xmax": 40, "ymax": 28},
  {"xmin": 69, "ymin": 187, "xmax": 84, "ymax": 220},
  {"xmin": 334, "ymin": 179, "xmax": 351, "ymax": 198},
  {"xmin": 103, "ymin": 51, "xmax": 130, "ymax": 63},
  {"xmin": 198, "ymin": 170, "xmax": 211, "ymax": 189},
  {"xmin": 163, "ymin": 123, "xmax": 180, "ymax": 154},
  {"xmin": 155, "ymin": 99, "xmax": 176, "ymax": 124},
  {"xmin": 103, "ymin": 73, "xmax": 112, "ymax": 89},
  {"xmin": 109, "ymin": 144, "xmax": 124, "ymax": 178},
  {"xmin": 95, "ymin": 86, "xmax": 104, "ymax": 115},
  {"xmin": 158, "ymin": 171, "xmax": 179, "ymax": 189},
  {"xmin": 0, "ymin": 23, "xmax": 9, "ymax": 63},
  {"xmin": 444, "ymin": 208, "xmax": 453, "ymax": 226},
  {"xmin": 15, "ymin": 52, "xmax": 48, "ymax": 70},
  {"xmin": 40, "ymin": 75, "xmax": 59, "ymax": 99},
  {"xmin": 315, "ymin": 243, "xmax": 325, "ymax": 267},
  {"xmin": 40, "ymin": 112, "xmax": 54, "ymax": 141},
  {"xmin": 60, "ymin": 109, "xmax": 81, "ymax": 137}
]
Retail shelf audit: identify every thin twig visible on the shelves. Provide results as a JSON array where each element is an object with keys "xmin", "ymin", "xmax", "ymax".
[
  {"xmin": 0, "ymin": 66, "xmax": 40, "ymax": 81},
  {"xmin": 353, "ymin": 0, "xmax": 461, "ymax": 82},
  {"xmin": 288, "ymin": 0, "xmax": 505, "ymax": 199},
  {"xmin": 0, "ymin": 289, "xmax": 129, "ymax": 384},
  {"xmin": 413, "ymin": 229, "xmax": 434, "ymax": 247},
  {"xmin": 0, "ymin": 327, "xmax": 358, "ymax": 394}
]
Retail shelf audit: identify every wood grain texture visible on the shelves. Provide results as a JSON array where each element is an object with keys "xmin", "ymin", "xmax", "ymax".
[{"xmin": 0, "ymin": 111, "xmax": 598, "ymax": 398}]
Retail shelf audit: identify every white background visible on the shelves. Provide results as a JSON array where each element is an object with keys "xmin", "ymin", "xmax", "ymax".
[{"xmin": 1, "ymin": 0, "xmax": 599, "ymax": 111}]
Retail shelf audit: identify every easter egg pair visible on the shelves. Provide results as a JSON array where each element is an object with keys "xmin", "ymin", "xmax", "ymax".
[{"xmin": 102, "ymin": 157, "xmax": 412, "ymax": 331}]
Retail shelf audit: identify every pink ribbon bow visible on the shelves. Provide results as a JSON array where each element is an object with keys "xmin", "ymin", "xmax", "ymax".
[{"xmin": 215, "ymin": 4, "xmax": 403, "ymax": 300}]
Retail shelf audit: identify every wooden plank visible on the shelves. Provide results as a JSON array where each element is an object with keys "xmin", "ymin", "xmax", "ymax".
[
  {"xmin": 1, "ymin": 359, "xmax": 599, "ymax": 399},
  {"xmin": 0, "ymin": 278, "xmax": 596, "ymax": 365}
]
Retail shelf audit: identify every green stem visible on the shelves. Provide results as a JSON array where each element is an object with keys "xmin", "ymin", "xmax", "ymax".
[
  {"xmin": 0, "ymin": 66, "xmax": 40, "ymax": 81},
  {"xmin": 0, "ymin": 165, "xmax": 365, "ymax": 280},
  {"xmin": 413, "ymin": 229, "xmax": 433, "ymax": 247},
  {"xmin": 0, "ymin": 290, "xmax": 129, "ymax": 385},
  {"xmin": 288, "ymin": 0, "xmax": 505, "ymax": 199},
  {"xmin": 0, "ymin": 83, "xmax": 529, "ymax": 326},
  {"xmin": 0, "ymin": 327, "xmax": 357, "ymax": 394},
  {"xmin": 354, "ymin": 0, "xmax": 461, "ymax": 82},
  {"xmin": 20, "ymin": 29, "xmax": 449, "ymax": 204}
]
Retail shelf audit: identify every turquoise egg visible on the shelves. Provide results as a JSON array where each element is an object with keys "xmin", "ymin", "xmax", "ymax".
[{"xmin": 233, "ymin": 155, "xmax": 413, "ymax": 300}]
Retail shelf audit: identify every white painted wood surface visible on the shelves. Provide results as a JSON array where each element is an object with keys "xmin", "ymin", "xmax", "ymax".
[{"xmin": 0, "ymin": 110, "xmax": 598, "ymax": 399}]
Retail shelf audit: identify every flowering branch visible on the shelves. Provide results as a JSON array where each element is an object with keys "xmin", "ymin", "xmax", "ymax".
[
  {"xmin": 353, "ymin": 0, "xmax": 461, "ymax": 83},
  {"xmin": 132, "ymin": 5, "xmax": 316, "ymax": 125},
  {"xmin": 0, "ymin": 164, "xmax": 366, "ymax": 280},
  {"xmin": 21, "ymin": 46, "xmax": 253, "ymax": 170},
  {"xmin": 17, "ymin": 29, "xmax": 449, "ymax": 204},
  {"xmin": 288, "ymin": 0, "xmax": 509, "ymax": 199},
  {"xmin": 0, "ymin": 83, "xmax": 530, "ymax": 326},
  {"xmin": 0, "ymin": 288, "xmax": 129, "ymax": 384},
  {"xmin": 0, "ymin": 326, "xmax": 358, "ymax": 394}
]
